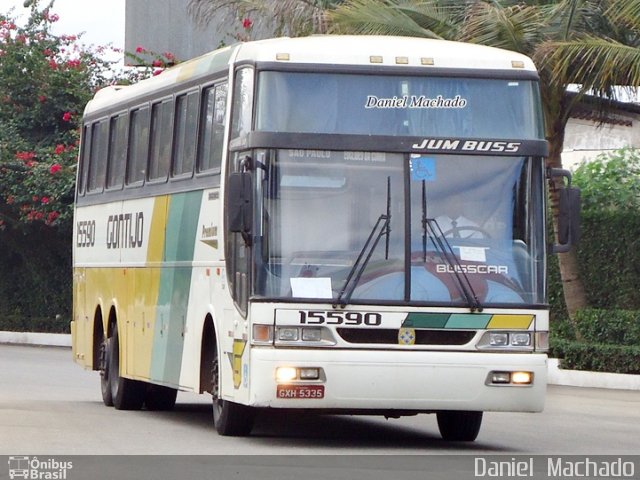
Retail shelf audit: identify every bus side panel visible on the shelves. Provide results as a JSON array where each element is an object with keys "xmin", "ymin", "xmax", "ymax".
[
  {"xmin": 179, "ymin": 188, "xmax": 224, "ymax": 391},
  {"xmin": 127, "ymin": 196, "xmax": 168, "ymax": 381},
  {"xmin": 149, "ymin": 191, "xmax": 202, "ymax": 388},
  {"xmin": 71, "ymin": 266, "xmax": 88, "ymax": 368}
]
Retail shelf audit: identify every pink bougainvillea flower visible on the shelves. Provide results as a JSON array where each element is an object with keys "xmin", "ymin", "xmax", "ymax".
[
  {"xmin": 242, "ymin": 18, "xmax": 252, "ymax": 29},
  {"xmin": 16, "ymin": 151, "xmax": 36, "ymax": 161},
  {"xmin": 152, "ymin": 59, "xmax": 163, "ymax": 68},
  {"xmin": 54, "ymin": 144, "xmax": 65, "ymax": 155},
  {"xmin": 38, "ymin": 95, "xmax": 47, "ymax": 103},
  {"xmin": 135, "ymin": 46, "xmax": 145, "ymax": 53},
  {"xmin": 41, "ymin": 196, "xmax": 50, "ymax": 204},
  {"xmin": 152, "ymin": 69, "xmax": 163, "ymax": 76},
  {"xmin": 46, "ymin": 211, "xmax": 60, "ymax": 224},
  {"xmin": 49, "ymin": 163, "xmax": 62, "ymax": 174},
  {"xmin": 62, "ymin": 112, "xmax": 72, "ymax": 122}
]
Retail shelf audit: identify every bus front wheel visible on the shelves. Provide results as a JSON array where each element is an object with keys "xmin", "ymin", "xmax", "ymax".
[
  {"xmin": 436, "ymin": 411, "xmax": 483, "ymax": 442},
  {"xmin": 211, "ymin": 350, "xmax": 255, "ymax": 436}
]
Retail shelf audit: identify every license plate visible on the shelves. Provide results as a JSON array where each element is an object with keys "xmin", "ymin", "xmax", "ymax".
[{"xmin": 276, "ymin": 385, "xmax": 325, "ymax": 399}]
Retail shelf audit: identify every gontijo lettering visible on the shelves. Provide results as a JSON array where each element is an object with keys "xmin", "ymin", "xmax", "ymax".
[{"xmin": 106, "ymin": 212, "xmax": 144, "ymax": 249}]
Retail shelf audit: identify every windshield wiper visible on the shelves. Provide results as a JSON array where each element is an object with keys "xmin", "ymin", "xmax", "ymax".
[
  {"xmin": 334, "ymin": 177, "xmax": 391, "ymax": 308},
  {"xmin": 425, "ymin": 218, "xmax": 483, "ymax": 312}
]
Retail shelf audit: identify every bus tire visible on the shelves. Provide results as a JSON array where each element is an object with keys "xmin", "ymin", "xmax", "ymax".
[
  {"xmin": 109, "ymin": 324, "xmax": 145, "ymax": 411},
  {"xmin": 100, "ymin": 336, "xmax": 114, "ymax": 407},
  {"xmin": 145, "ymin": 384, "xmax": 178, "ymax": 411},
  {"xmin": 436, "ymin": 411, "xmax": 483, "ymax": 442},
  {"xmin": 211, "ymin": 349, "xmax": 254, "ymax": 436}
]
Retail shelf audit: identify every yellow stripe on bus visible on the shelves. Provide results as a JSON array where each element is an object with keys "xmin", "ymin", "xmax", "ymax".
[
  {"xmin": 486, "ymin": 314, "xmax": 534, "ymax": 330},
  {"xmin": 130, "ymin": 196, "xmax": 169, "ymax": 379}
]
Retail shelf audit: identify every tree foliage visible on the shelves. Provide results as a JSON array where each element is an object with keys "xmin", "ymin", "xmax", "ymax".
[
  {"xmin": 188, "ymin": 0, "xmax": 344, "ymax": 37},
  {"xmin": 572, "ymin": 147, "xmax": 640, "ymax": 213},
  {"xmin": 0, "ymin": 3, "xmax": 121, "ymax": 230}
]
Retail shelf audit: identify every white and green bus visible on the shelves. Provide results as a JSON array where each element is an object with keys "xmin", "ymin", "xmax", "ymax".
[{"xmin": 72, "ymin": 35, "xmax": 578, "ymax": 441}]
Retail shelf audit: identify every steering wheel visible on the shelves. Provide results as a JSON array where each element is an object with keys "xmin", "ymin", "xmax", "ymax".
[{"xmin": 441, "ymin": 225, "xmax": 492, "ymax": 239}]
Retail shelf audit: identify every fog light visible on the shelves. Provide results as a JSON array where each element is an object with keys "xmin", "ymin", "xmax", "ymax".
[
  {"xmin": 299, "ymin": 368, "xmax": 320, "ymax": 380},
  {"xmin": 511, "ymin": 333, "xmax": 531, "ymax": 346},
  {"xmin": 489, "ymin": 333, "xmax": 509, "ymax": 346},
  {"xmin": 302, "ymin": 328, "xmax": 322, "ymax": 342},
  {"xmin": 277, "ymin": 328, "xmax": 299, "ymax": 342},
  {"xmin": 490, "ymin": 372, "xmax": 511, "ymax": 384},
  {"xmin": 512, "ymin": 371, "xmax": 533, "ymax": 385},
  {"xmin": 276, "ymin": 367, "xmax": 298, "ymax": 382}
]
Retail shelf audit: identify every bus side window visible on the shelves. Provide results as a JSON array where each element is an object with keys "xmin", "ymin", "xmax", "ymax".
[
  {"xmin": 148, "ymin": 98, "xmax": 173, "ymax": 182},
  {"xmin": 106, "ymin": 113, "xmax": 128, "ymax": 190},
  {"xmin": 77, "ymin": 125, "xmax": 91, "ymax": 196},
  {"xmin": 87, "ymin": 120, "xmax": 108, "ymax": 193},
  {"xmin": 198, "ymin": 82, "xmax": 227, "ymax": 173},
  {"xmin": 173, "ymin": 90, "xmax": 199, "ymax": 177},
  {"xmin": 230, "ymin": 68, "xmax": 253, "ymax": 141},
  {"xmin": 127, "ymin": 106, "xmax": 150, "ymax": 186}
]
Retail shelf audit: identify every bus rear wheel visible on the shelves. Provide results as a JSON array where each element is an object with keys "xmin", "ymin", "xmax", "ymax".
[
  {"xmin": 100, "ymin": 336, "xmax": 114, "ymax": 407},
  {"xmin": 436, "ymin": 411, "xmax": 483, "ymax": 442},
  {"xmin": 108, "ymin": 324, "xmax": 146, "ymax": 411},
  {"xmin": 211, "ymin": 350, "xmax": 255, "ymax": 436}
]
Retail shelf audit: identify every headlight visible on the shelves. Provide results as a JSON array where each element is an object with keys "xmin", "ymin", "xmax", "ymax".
[
  {"xmin": 477, "ymin": 331, "xmax": 533, "ymax": 351},
  {"xmin": 274, "ymin": 327, "xmax": 336, "ymax": 346}
]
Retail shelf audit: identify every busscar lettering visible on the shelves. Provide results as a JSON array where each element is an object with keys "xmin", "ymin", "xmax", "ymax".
[
  {"xmin": 437, "ymin": 264, "xmax": 509, "ymax": 275},
  {"xmin": 106, "ymin": 212, "xmax": 144, "ymax": 249}
]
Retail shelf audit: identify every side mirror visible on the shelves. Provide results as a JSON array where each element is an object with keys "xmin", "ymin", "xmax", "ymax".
[
  {"xmin": 226, "ymin": 171, "xmax": 253, "ymax": 245},
  {"xmin": 550, "ymin": 168, "xmax": 581, "ymax": 253}
]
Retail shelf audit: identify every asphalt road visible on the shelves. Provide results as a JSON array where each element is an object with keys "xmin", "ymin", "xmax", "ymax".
[{"xmin": 1, "ymin": 344, "xmax": 639, "ymax": 456}]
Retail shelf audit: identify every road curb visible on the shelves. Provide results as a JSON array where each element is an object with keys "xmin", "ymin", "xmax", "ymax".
[
  {"xmin": 547, "ymin": 358, "xmax": 640, "ymax": 391},
  {"xmin": 0, "ymin": 331, "xmax": 71, "ymax": 347},
  {"xmin": 1, "ymin": 332, "xmax": 639, "ymax": 390}
]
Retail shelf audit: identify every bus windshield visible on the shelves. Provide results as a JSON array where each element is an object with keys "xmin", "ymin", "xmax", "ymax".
[
  {"xmin": 254, "ymin": 149, "xmax": 546, "ymax": 307},
  {"xmin": 256, "ymin": 71, "xmax": 543, "ymax": 140}
]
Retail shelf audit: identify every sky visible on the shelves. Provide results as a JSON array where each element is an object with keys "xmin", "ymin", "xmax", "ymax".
[{"xmin": 0, "ymin": 0, "xmax": 125, "ymax": 52}]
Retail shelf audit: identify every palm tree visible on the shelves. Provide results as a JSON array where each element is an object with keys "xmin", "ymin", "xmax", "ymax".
[{"xmin": 329, "ymin": 0, "xmax": 640, "ymax": 322}]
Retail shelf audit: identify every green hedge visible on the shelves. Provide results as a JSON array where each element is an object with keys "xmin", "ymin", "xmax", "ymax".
[
  {"xmin": 550, "ymin": 308, "xmax": 640, "ymax": 374},
  {"xmin": 550, "ymin": 338, "xmax": 640, "ymax": 375},
  {"xmin": 0, "ymin": 223, "xmax": 71, "ymax": 331},
  {"xmin": 577, "ymin": 211, "xmax": 640, "ymax": 310},
  {"xmin": 574, "ymin": 308, "xmax": 640, "ymax": 346},
  {"xmin": 0, "ymin": 314, "xmax": 69, "ymax": 333}
]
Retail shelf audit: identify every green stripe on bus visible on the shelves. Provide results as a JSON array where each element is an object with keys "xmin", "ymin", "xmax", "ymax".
[
  {"xmin": 150, "ymin": 191, "xmax": 203, "ymax": 386},
  {"xmin": 402, "ymin": 313, "xmax": 450, "ymax": 328}
]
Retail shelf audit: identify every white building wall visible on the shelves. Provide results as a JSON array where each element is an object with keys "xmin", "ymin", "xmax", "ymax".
[{"xmin": 563, "ymin": 111, "xmax": 640, "ymax": 170}]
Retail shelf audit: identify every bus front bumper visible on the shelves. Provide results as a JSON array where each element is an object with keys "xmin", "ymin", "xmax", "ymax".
[{"xmin": 248, "ymin": 349, "xmax": 547, "ymax": 413}]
